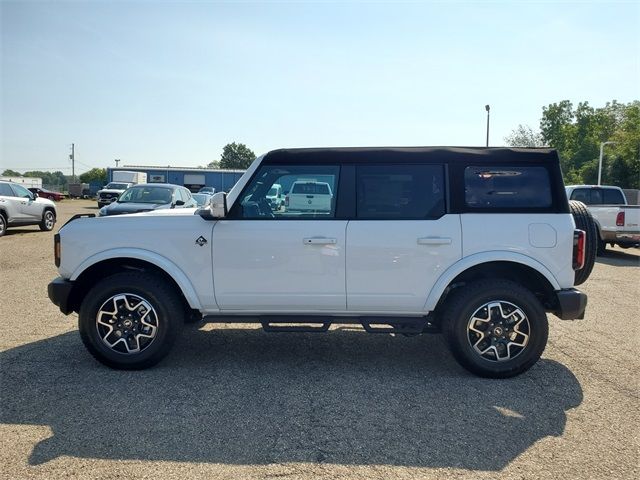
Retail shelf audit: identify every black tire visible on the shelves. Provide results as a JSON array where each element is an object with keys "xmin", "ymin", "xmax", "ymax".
[
  {"xmin": 39, "ymin": 209, "xmax": 56, "ymax": 231},
  {"xmin": 569, "ymin": 200, "xmax": 597, "ymax": 285},
  {"xmin": 597, "ymin": 236, "xmax": 607, "ymax": 256},
  {"xmin": 442, "ymin": 280, "xmax": 548, "ymax": 378},
  {"xmin": 78, "ymin": 271, "xmax": 184, "ymax": 369},
  {"xmin": 0, "ymin": 213, "xmax": 6, "ymax": 237}
]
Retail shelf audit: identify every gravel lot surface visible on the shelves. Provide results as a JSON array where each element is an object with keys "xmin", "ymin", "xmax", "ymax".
[{"xmin": 1, "ymin": 200, "xmax": 639, "ymax": 479}]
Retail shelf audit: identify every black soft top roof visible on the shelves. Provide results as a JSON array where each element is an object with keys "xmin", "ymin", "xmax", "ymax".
[{"xmin": 262, "ymin": 147, "xmax": 558, "ymax": 164}]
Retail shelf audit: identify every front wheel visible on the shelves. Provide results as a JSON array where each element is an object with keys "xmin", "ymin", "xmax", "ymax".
[
  {"xmin": 442, "ymin": 280, "xmax": 548, "ymax": 378},
  {"xmin": 39, "ymin": 209, "xmax": 56, "ymax": 231},
  {"xmin": 78, "ymin": 272, "xmax": 184, "ymax": 369}
]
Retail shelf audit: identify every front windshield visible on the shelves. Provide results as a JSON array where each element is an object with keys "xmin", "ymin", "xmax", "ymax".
[
  {"xmin": 267, "ymin": 187, "xmax": 278, "ymax": 196},
  {"xmin": 106, "ymin": 183, "xmax": 129, "ymax": 190},
  {"xmin": 192, "ymin": 193, "xmax": 209, "ymax": 206},
  {"xmin": 118, "ymin": 186, "xmax": 173, "ymax": 204}
]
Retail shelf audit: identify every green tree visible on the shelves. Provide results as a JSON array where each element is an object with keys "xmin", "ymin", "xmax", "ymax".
[
  {"xmin": 79, "ymin": 168, "xmax": 107, "ymax": 183},
  {"xmin": 218, "ymin": 142, "xmax": 256, "ymax": 170},
  {"xmin": 538, "ymin": 100, "xmax": 640, "ymax": 188},
  {"xmin": 504, "ymin": 125, "xmax": 544, "ymax": 147},
  {"xmin": 206, "ymin": 161, "xmax": 220, "ymax": 169},
  {"xmin": 2, "ymin": 169, "xmax": 22, "ymax": 176}
]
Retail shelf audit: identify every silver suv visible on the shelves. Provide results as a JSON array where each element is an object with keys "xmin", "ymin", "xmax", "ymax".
[{"xmin": 0, "ymin": 181, "xmax": 57, "ymax": 237}]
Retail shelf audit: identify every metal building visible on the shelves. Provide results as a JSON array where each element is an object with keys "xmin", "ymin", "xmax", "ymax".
[{"xmin": 107, "ymin": 166, "xmax": 246, "ymax": 193}]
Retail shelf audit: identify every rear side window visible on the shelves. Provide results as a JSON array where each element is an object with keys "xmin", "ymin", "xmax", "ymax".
[
  {"xmin": 0, "ymin": 183, "xmax": 14, "ymax": 196},
  {"xmin": 356, "ymin": 164, "xmax": 445, "ymax": 219},
  {"xmin": 465, "ymin": 166, "xmax": 551, "ymax": 209}
]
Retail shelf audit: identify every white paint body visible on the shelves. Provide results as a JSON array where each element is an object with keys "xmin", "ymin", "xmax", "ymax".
[
  {"xmin": 57, "ymin": 156, "xmax": 578, "ymax": 315},
  {"xmin": 566, "ymin": 185, "xmax": 640, "ymax": 244}
]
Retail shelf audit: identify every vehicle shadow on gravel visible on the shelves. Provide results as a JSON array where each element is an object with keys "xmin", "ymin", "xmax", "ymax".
[
  {"xmin": 595, "ymin": 249, "xmax": 640, "ymax": 267},
  {"xmin": 1, "ymin": 326, "xmax": 583, "ymax": 471}
]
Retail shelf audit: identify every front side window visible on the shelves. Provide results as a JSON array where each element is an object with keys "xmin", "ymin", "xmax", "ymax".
[
  {"xmin": 465, "ymin": 166, "xmax": 551, "ymax": 209},
  {"xmin": 10, "ymin": 184, "xmax": 33, "ymax": 198},
  {"xmin": 118, "ymin": 186, "xmax": 173, "ymax": 204},
  {"xmin": 236, "ymin": 165, "xmax": 340, "ymax": 219},
  {"xmin": 356, "ymin": 164, "xmax": 445, "ymax": 219}
]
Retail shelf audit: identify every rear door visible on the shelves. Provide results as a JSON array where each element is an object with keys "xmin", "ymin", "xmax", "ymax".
[
  {"xmin": 213, "ymin": 164, "xmax": 346, "ymax": 311},
  {"xmin": 346, "ymin": 164, "xmax": 462, "ymax": 312}
]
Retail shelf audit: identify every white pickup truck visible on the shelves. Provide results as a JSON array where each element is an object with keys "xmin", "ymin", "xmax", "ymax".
[
  {"xmin": 48, "ymin": 147, "xmax": 596, "ymax": 378},
  {"xmin": 565, "ymin": 185, "xmax": 640, "ymax": 254}
]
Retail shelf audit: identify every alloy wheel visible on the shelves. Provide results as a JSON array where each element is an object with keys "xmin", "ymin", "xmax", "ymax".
[
  {"xmin": 466, "ymin": 301, "xmax": 530, "ymax": 361},
  {"xmin": 95, "ymin": 293, "xmax": 159, "ymax": 354}
]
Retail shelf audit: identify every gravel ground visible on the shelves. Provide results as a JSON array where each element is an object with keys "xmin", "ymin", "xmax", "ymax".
[{"xmin": 1, "ymin": 200, "xmax": 639, "ymax": 480}]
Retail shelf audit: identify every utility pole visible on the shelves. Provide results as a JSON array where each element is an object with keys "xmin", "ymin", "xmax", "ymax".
[
  {"xmin": 598, "ymin": 141, "xmax": 616, "ymax": 185},
  {"xmin": 485, "ymin": 105, "xmax": 491, "ymax": 147},
  {"xmin": 115, "ymin": 159, "xmax": 121, "ymax": 167},
  {"xmin": 70, "ymin": 143, "xmax": 75, "ymax": 182}
]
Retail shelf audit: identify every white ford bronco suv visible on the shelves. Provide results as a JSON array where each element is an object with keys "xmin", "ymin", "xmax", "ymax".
[{"xmin": 48, "ymin": 147, "xmax": 595, "ymax": 378}]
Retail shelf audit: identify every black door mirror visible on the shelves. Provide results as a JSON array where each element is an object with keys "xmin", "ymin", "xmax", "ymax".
[{"xmin": 175, "ymin": 200, "xmax": 185, "ymax": 207}]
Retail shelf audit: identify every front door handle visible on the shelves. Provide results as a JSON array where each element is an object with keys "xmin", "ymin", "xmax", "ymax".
[
  {"xmin": 417, "ymin": 237, "xmax": 452, "ymax": 245},
  {"xmin": 303, "ymin": 237, "xmax": 337, "ymax": 245}
]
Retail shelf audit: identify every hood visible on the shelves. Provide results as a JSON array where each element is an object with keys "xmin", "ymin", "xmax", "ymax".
[{"xmin": 100, "ymin": 202, "xmax": 170, "ymax": 216}]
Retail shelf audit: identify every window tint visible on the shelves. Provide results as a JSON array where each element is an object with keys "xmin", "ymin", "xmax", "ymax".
[
  {"xmin": 356, "ymin": 164, "xmax": 445, "ymax": 219},
  {"xmin": 0, "ymin": 183, "xmax": 14, "ymax": 196},
  {"xmin": 570, "ymin": 188, "xmax": 592, "ymax": 204},
  {"xmin": 603, "ymin": 189, "xmax": 624, "ymax": 205},
  {"xmin": 465, "ymin": 166, "xmax": 551, "ymax": 208},
  {"xmin": 11, "ymin": 184, "xmax": 32, "ymax": 198},
  {"xmin": 237, "ymin": 165, "xmax": 339, "ymax": 219}
]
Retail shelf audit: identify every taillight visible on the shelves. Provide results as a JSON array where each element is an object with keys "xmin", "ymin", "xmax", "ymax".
[
  {"xmin": 285, "ymin": 195, "xmax": 289, "ymax": 207},
  {"xmin": 573, "ymin": 229, "xmax": 585, "ymax": 270},
  {"xmin": 54, "ymin": 233, "xmax": 61, "ymax": 267},
  {"xmin": 616, "ymin": 211, "xmax": 625, "ymax": 227}
]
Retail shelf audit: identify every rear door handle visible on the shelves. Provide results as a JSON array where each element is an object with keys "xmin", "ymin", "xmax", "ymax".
[
  {"xmin": 303, "ymin": 237, "xmax": 337, "ymax": 245},
  {"xmin": 417, "ymin": 237, "xmax": 452, "ymax": 245}
]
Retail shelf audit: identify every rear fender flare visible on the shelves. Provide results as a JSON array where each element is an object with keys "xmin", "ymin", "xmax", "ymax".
[{"xmin": 424, "ymin": 251, "xmax": 561, "ymax": 311}]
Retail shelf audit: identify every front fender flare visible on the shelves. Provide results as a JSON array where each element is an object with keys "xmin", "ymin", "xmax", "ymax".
[
  {"xmin": 423, "ymin": 251, "xmax": 561, "ymax": 312},
  {"xmin": 69, "ymin": 248, "xmax": 202, "ymax": 310}
]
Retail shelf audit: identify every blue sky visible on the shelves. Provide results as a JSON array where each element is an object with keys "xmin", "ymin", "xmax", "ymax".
[{"xmin": 1, "ymin": 0, "xmax": 638, "ymax": 173}]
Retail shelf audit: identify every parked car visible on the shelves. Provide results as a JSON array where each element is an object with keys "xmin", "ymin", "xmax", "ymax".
[
  {"xmin": 266, "ymin": 183, "xmax": 283, "ymax": 210},
  {"xmin": 192, "ymin": 193, "xmax": 213, "ymax": 208},
  {"xmin": 566, "ymin": 185, "xmax": 640, "ymax": 253},
  {"xmin": 198, "ymin": 187, "xmax": 216, "ymax": 194},
  {"xmin": 98, "ymin": 184, "xmax": 197, "ymax": 216},
  {"xmin": 97, "ymin": 182, "xmax": 133, "ymax": 208},
  {"xmin": 28, "ymin": 187, "xmax": 65, "ymax": 202},
  {"xmin": 285, "ymin": 181, "xmax": 333, "ymax": 213},
  {"xmin": 48, "ymin": 147, "xmax": 595, "ymax": 378},
  {"xmin": 0, "ymin": 181, "xmax": 57, "ymax": 236}
]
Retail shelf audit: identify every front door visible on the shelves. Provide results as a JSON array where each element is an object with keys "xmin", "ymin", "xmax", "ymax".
[
  {"xmin": 9, "ymin": 184, "xmax": 40, "ymax": 222},
  {"xmin": 213, "ymin": 164, "xmax": 346, "ymax": 311}
]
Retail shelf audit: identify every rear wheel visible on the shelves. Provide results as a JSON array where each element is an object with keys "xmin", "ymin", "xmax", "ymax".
[
  {"xmin": 0, "ymin": 213, "xmax": 6, "ymax": 237},
  {"xmin": 78, "ymin": 272, "xmax": 184, "ymax": 369},
  {"xmin": 569, "ymin": 200, "xmax": 597, "ymax": 285},
  {"xmin": 39, "ymin": 209, "xmax": 56, "ymax": 231},
  {"xmin": 442, "ymin": 280, "xmax": 548, "ymax": 378}
]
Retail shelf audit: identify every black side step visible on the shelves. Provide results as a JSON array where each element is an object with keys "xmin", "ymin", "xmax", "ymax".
[
  {"xmin": 202, "ymin": 314, "xmax": 439, "ymax": 334},
  {"xmin": 261, "ymin": 321, "xmax": 331, "ymax": 333}
]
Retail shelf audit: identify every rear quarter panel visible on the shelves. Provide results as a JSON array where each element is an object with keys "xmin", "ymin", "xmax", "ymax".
[{"xmin": 461, "ymin": 213, "xmax": 576, "ymax": 289}]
